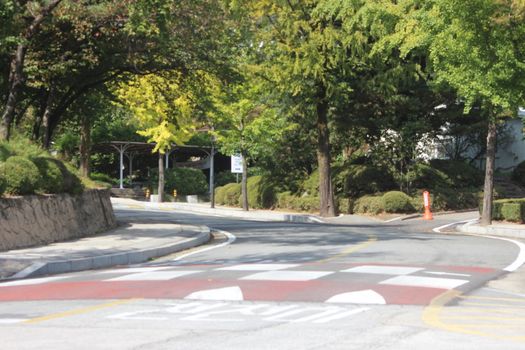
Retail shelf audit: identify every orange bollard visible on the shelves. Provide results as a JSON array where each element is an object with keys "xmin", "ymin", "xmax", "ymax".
[{"xmin": 423, "ymin": 190, "xmax": 433, "ymax": 220}]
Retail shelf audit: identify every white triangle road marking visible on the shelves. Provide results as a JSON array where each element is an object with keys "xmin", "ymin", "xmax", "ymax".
[
  {"xmin": 326, "ymin": 290, "xmax": 386, "ymax": 305},
  {"xmin": 185, "ymin": 286, "xmax": 244, "ymax": 301}
]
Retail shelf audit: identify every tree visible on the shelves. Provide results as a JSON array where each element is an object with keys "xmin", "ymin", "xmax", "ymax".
[
  {"xmin": 380, "ymin": 0, "xmax": 525, "ymax": 225},
  {"xmin": 114, "ymin": 72, "xmax": 197, "ymax": 202}
]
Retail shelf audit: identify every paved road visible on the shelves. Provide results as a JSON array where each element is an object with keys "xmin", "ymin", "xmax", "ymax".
[{"xmin": 0, "ymin": 208, "xmax": 524, "ymax": 349}]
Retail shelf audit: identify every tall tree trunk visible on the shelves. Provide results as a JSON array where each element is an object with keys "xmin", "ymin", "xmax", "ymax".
[
  {"xmin": 158, "ymin": 151, "xmax": 165, "ymax": 203},
  {"xmin": 79, "ymin": 114, "xmax": 91, "ymax": 178},
  {"xmin": 41, "ymin": 94, "xmax": 55, "ymax": 149},
  {"xmin": 316, "ymin": 92, "xmax": 336, "ymax": 217},
  {"xmin": 481, "ymin": 118, "xmax": 497, "ymax": 226},
  {"xmin": 241, "ymin": 150, "xmax": 248, "ymax": 211},
  {"xmin": 0, "ymin": 0, "xmax": 63, "ymax": 141}
]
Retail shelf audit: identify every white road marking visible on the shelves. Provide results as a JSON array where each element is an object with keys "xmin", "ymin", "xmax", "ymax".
[
  {"xmin": 433, "ymin": 219, "xmax": 525, "ymax": 273},
  {"xmin": 423, "ymin": 271, "xmax": 471, "ymax": 277},
  {"xmin": 185, "ymin": 286, "xmax": 244, "ymax": 301},
  {"xmin": 0, "ymin": 318, "xmax": 27, "ymax": 324},
  {"xmin": 380, "ymin": 275, "xmax": 468, "ymax": 289},
  {"xmin": 341, "ymin": 265, "xmax": 423, "ymax": 275},
  {"xmin": 0, "ymin": 276, "xmax": 67, "ymax": 287},
  {"xmin": 171, "ymin": 229, "xmax": 236, "ymax": 261},
  {"xmin": 326, "ymin": 290, "xmax": 387, "ymax": 305},
  {"xmin": 105, "ymin": 270, "xmax": 202, "ymax": 281},
  {"xmin": 96, "ymin": 267, "xmax": 174, "ymax": 274},
  {"xmin": 241, "ymin": 270, "xmax": 333, "ymax": 281},
  {"xmin": 215, "ymin": 264, "xmax": 298, "ymax": 271},
  {"xmin": 107, "ymin": 301, "xmax": 370, "ymax": 324}
]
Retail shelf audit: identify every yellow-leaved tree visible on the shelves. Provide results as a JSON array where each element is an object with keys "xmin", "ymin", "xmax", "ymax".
[{"xmin": 114, "ymin": 72, "xmax": 196, "ymax": 202}]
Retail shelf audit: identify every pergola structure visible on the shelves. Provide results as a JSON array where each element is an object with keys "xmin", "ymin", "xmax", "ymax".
[{"xmin": 93, "ymin": 141, "xmax": 217, "ymax": 205}]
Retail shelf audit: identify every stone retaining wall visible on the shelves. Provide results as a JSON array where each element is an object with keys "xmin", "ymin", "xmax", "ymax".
[{"xmin": 0, "ymin": 189, "xmax": 116, "ymax": 252}]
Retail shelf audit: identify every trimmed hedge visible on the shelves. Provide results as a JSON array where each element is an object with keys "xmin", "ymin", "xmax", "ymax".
[
  {"xmin": 353, "ymin": 195, "xmax": 383, "ymax": 214},
  {"xmin": 491, "ymin": 198, "xmax": 525, "ymax": 223},
  {"xmin": 166, "ymin": 167, "xmax": 208, "ymax": 195},
  {"xmin": 223, "ymin": 182, "xmax": 242, "ymax": 206},
  {"xmin": 0, "ymin": 156, "xmax": 41, "ymax": 195},
  {"xmin": 342, "ymin": 164, "xmax": 395, "ymax": 197},
  {"xmin": 215, "ymin": 185, "xmax": 226, "ymax": 205},
  {"xmin": 382, "ymin": 191, "xmax": 415, "ymax": 213},
  {"xmin": 276, "ymin": 191, "xmax": 320, "ymax": 212}
]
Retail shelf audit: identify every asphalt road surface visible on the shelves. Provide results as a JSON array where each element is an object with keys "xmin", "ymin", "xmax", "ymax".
[{"xmin": 0, "ymin": 208, "xmax": 524, "ymax": 350}]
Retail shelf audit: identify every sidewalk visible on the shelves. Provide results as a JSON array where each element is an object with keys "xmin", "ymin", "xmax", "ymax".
[
  {"xmin": 112, "ymin": 197, "xmax": 324, "ymax": 223},
  {"xmin": 457, "ymin": 220, "xmax": 525, "ymax": 240},
  {"xmin": 0, "ymin": 220, "xmax": 210, "ymax": 280}
]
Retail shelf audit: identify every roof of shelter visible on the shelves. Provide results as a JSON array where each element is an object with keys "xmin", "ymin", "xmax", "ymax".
[{"xmin": 93, "ymin": 141, "xmax": 213, "ymax": 156}]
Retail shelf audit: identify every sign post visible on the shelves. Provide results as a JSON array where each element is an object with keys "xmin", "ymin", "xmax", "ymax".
[{"xmin": 231, "ymin": 155, "xmax": 243, "ymax": 174}]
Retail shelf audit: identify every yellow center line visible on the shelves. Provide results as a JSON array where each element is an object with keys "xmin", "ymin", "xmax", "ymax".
[
  {"xmin": 460, "ymin": 302, "xmax": 525, "ymax": 309},
  {"xmin": 458, "ymin": 295, "xmax": 525, "ymax": 303},
  {"xmin": 317, "ymin": 234, "xmax": 377, "ymax": 263},
  {"xmin": 23, "ymin": 298, "xmax": 141, "ymax": 325}
]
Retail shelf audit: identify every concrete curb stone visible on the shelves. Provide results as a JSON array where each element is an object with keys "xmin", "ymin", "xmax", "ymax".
[{"xmin": 457, "ymin": 220, "xmax": 525, "ymax": 240}]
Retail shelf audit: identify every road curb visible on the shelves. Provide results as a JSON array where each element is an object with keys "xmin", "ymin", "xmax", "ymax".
[
  {"xmin": 8, "ymin": 226, "xmax": 211, "ymax": 279},
  {"xmin": 457, "ymin": 221, "xmax": 525, "ymax": 240},
  {"xmin": 136, "ymin": 201, "xmax": 325, "ymax": 224}
]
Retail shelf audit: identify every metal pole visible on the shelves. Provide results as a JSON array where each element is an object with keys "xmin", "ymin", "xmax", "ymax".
[
  {"xmin": 165, "ymin": 152, "xmax": 169, "ymax": 169},
  {"xmin": 128, "ymin": 153, "xmax": 133, "ymax": 187},
  {"xmin": 119, "ymin": 146, "xmax": 124, "ymax": 189},
  {"xmin": 210, "ymin": 146, "xmax": 215, "ymax": 208}
]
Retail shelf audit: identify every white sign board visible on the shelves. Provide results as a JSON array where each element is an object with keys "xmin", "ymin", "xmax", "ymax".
[{"xmin": 231, "ymin": 155, "xmax": 243, "ymax": 173}]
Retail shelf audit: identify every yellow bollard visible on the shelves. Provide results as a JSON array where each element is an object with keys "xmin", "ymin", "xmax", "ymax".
[
  {"xmin": 145, "ymin": 188, "xmax": 150, "ymax": 199},
  {"xmin": 173, "ymin": 189, "xmax": 177, "ymax": 198}
]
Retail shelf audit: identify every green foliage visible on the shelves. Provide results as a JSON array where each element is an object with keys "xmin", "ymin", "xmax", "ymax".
[
  {"xmin": 512, "ymin": 161, "xmax": 525, "ymax": 187},
  {"xmin": 0, "ymin": 137, "xmax": 47, "ymax": 160},
  {"xmin": 215, "ymin": 171, "xmax": 237, "ymax": 187},
  {"xmin": 429, "ymin": 159, "xmax": 483, "ymax": 188},
  {"xmin": 0, "ymin": 156, "xmax": 41, "ymax": 195},
  {"xmin": 337, "ymin": 197, "xmax": 354, "ymax": 214},
  {"xmin": 382, "ymin": 191, "xmax": 415, "ymax": 213},
  {"xmin": 404, "ymin": 163, "xmax": 452, "ymax": 191},
  {"xmin": 32, "ymin": 157, "xmax": 64, "ymax": 194},
  {"xmin": 214, "ymin": 185, "xmax": 226, "ymax": 205},
  {"xmin": 90, "ymin": 172, "xmax": 116, "ymax": 185},
  {"xmin": 301, "ymin": 170, "xmax": 319, "ymax": 196},
  {"xmin": 247, "ymin": 175, "xmax": 275, "ymax": 209},
  {"xmin": 0, "ymin": 172, "xmax": 6, "ymax": 196},
  {"xmin": 341, "ymin": 164, "xmax": 395, "ymax": 197},
  {"xmin": 491, "ymin": 199, "xmax": 525, "ymax": 223},
  {"xmin": 165, "ymin": 167, "xmax": 208, "ymax": 196},
  {"xmin": 223, "ymin": 182, "xmax": 242, "ymax": 206},
  {"xmin": 353, "ymin": 195, "xmax": 384, "ymax": 215},
  {"xmin": 53, "ymin": 132, "xmax": 80, "ymax": 159},
  {"xmin": 275, "ymin": 191, "xmax": 319, "ymax": 212}
]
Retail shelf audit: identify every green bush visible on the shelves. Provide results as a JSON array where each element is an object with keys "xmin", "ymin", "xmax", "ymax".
[
  {"xmin": 353, "ymin": 195, "xmax": 384, "ymax": 214},
  {"xmin": 512, "ymin": 161, "xmax": 525, "ymax": 187},
  {"xmin": 341, "ymin": 164, "xmax": 395, "ymax": 197},
  {"xmin": 215, "ymin": 171, "xmax": 237, "ymax": 187},
  {"xmin": 90, "ymin": 172, "xmax": 116, "ymax": 185},
  {"xmin": 301, "ymin": 170, "xmax": 319, "ymax": 196},
  {"xmin": 500, "ymin": 203, "xmax": 524, "ymax": 223},
  {"xmin": 32, "ymin": 157, "xmax": 64, "ymax": 194},
  {"xmin": 0, "ymin": 173, "xmax": 6, "ymax": 196},
  {"xmin": 275, "ymin": 191, "xmax": 319, "ymax": 212},
  {"xmin": 404, "ymin": 162, "xmax": 452, "ymax": 191},
  {"xmin": 429, "ymin": 159, "xmax": 484, "ymax": 188},
  {"xmin": 337, "ymin": 197, "xmax": 353, "ymax": 214},
  {"xmin": 491, "ymin": 198, "xmax": 525, "ymax": 223},
  {"xmin": 0, "ymin": 137, "xmax": 46, "ymax": 160},
  {"xmin": 166, "ymin": 167, "xmax": 208, "ymax": 195},
  {"xmin": 214, "ymin": 186, "xmax": 226, "ymax": 205},
  {"xmin": 276, "ymin": 191, "xmax": 294, "ymax": 209},
  {"xmin": 247, "ymin": 175, "xmax": 275, "ymax": 209},
  {"xmin": 62, "ymin": 162, "xmax": 84, "ymax": 194},
  {"xmin": 223, "ymin": 182, "xmax": 242, "ymax": 206},
  {"xmin": 382, "ymin": 191, "xmax": 415, "ymax": 213},
  {"xmin": 0, "ymin": 156, "xmax": 41, "ymax": 195}
]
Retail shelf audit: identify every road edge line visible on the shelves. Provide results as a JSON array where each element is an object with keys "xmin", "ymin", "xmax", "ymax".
[{"xmin": 171, "ymin": 229, "xmax": 237, "ymax": 262}]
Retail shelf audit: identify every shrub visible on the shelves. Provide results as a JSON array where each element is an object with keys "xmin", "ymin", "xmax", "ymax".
[
  {"xmin": 500, "ymin": 203, "xmax": 524, "ymax": 223},
  {"xmin": 215, "ymin": 186, "xmax": 226, "ymax": 205},
  {"xmin": 491, "ymin": 198, "xmax": 525, "ymax": 223},
  {"xmin": 247, "ymin": 175, "xmax": 275, "ymax": 209},
  {"xmin": 405, "ymin": 163, "xmax": 452, "ymax": 190},
  {"xmin": 337, "ymin": 197, "xmax": 353, "ymax": 214},
  {"xmin": 512, "ymin": 161, "xmax": 525, "ymax": 187},
  {"xmin": 166, "ymin": 167, "xmax": 208, "ymax": 195},
  {"xmin": 291, "ymin": 196, "xmax": 320, "ymax": 212},
  {"xmin": 62, "ymin": 162, "xmax": 84, "ymax": 195},
  {"xmin": 353, "ymin": 195, "xmax": 384, "ymax": 214},
  {"xmin": 301, "ymin": 170, "xmax": 319, "ymax": 196},
  {"xmin": 223, "ymin": 182, "xmax": 241, "ymax": 206},
  {"xmin": 429, "ymin": 159, "xmax": 484, "ymax": 188},
  {"xmin": 341, "ymin": 164, "xmax": 395, "ymax": 197},
  {"xmin": 0, "ymin": 137, "xmax": 46, "ymax": 160},
  {"xmin": 32, "ymin": 157, "xmax": 64, "ymax": 194},
  {"xmin": 0, "ymin": 173, "xmax": 6, "ymax": 196},
  {"xmin": 215, "ymin": 171, "xmax": 237, "ymax": 187},
  {"xmin": 276, "ymin": 191, "xmax": 294, "ymax": 209},
  {"xmin": 90, "ymin": 172, "xmax": 116, "ymax": 185},
  {"xmin": 382, "ymin": 191, "xmax": 415, "ymax": 213},
  {"xmin": 0, "ymin": 156, "xmax": 41, "ymax": 195}
]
